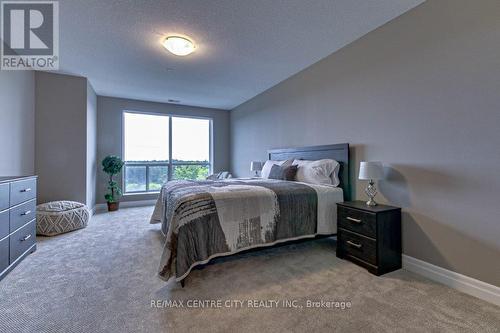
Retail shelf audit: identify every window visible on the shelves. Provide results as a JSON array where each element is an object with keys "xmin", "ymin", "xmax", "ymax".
[{"xmin": 123, "ymin": 111, "xmax": 211, "ymax": 193}]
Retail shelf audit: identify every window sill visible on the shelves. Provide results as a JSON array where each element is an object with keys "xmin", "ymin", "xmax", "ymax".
[{"xmin": 123, "ymin": 191, "xmax": 160, "ymax": 196}]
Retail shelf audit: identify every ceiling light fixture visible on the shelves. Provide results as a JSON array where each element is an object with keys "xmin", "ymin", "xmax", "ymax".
[{"xmin": 162, "ymin": 36, "xmax": 195, "ymax": 56}]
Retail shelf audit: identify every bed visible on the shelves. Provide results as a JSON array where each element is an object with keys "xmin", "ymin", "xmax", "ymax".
[{"xmin": 150, "ymin": 143, "xmax": 350, "ymax": 284}]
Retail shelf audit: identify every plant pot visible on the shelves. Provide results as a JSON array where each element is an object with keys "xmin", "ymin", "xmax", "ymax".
[{"xmin": 107, "ymin": 201, "xmax": 119, "ymax": 212}]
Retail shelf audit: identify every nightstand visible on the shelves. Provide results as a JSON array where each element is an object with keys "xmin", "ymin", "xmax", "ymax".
[{"xmin": 336, "ymin": 201, "xmax": 401, "ymax": 276}]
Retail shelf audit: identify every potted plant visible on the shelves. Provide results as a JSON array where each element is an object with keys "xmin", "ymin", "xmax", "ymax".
[{"xmin": 102, "ymin": 155, "xmax": 124, "ymax": 211}]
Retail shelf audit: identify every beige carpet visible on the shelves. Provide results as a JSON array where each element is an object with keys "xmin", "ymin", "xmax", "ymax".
[{"xmin": 0, "ymin": 206, "xmax": 499, "ymax": 333}]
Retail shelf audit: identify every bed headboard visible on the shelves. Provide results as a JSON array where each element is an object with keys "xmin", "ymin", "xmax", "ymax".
[{"xmin": 268, "ymin": 143, "xmax": 350, "ymax": 200}]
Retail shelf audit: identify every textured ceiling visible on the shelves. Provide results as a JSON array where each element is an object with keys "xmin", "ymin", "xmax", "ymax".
[{"xmin": 58, "ymin": 0, "xmax": 424, "ymax": 110}]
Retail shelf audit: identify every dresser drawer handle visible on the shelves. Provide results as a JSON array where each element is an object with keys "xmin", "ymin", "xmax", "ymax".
[
  {"xmin": 346, "ymin": 240, "xmax": 362, "ymax": 249},
  {"xmin": 21, "ymin": 210, "xmax": 32, "ymax": 216},
  {"xmin": 20, "ymin": 188, "xmax": 32, "ymax": 193},
  {"xmin": 346, "ymin": 217, "xmax": 362, "ymax": 224},
  {"xmin": 20, "ymin": 234, "xmax": 31, "ymax": 242}
]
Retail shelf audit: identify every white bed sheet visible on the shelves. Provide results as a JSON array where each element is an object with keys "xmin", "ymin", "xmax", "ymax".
[{"xmin": 295, "ymin": 182, "xmax": 344, "ymax": 235}]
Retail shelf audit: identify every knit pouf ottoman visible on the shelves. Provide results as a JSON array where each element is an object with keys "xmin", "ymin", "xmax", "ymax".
[{"xmin": 36, "ymin": 201, "xmax": 90, "ymax": 236}]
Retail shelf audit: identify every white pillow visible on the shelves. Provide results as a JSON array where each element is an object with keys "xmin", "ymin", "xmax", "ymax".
[
  {"xmin": 261, "ymin": 159, "xmax": 293, "ymax": 179},
  {"xmin": 292, "ymin": 159, "xmax": 340, "ymax": 186}
]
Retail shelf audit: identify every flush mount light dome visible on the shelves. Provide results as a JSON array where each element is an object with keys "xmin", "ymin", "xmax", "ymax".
[{"xmin": 162, "ymin": 36, "xmax": 195, "ymax": 56}]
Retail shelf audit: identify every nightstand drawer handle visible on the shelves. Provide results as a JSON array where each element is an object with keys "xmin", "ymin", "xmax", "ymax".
[
  {"xmin": 20, "ymin": 188, "xmax": 32, "ymax": 193},
  {"xmin": 21, "ymin": 210, "xmax": 32, "ymax": 216},
  {"xmin": 346, "ymin": 217, "xmax": 362, "ymax": 224},
  {"xmin": 21, "ymin": 234, "xmax": 31, "ymax": 242},
  {"xmin": 346, "ymin": 240, "xmax": 362, "ymax": 249}
]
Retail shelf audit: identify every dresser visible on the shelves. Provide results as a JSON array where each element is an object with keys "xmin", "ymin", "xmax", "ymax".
[
  {"xmin": 336, "ymin": 201, "xmax": 401, "ymax": 276},
  {"xmin": 0, "ymin": 176, "xmax": 37, "ymax": 281}
]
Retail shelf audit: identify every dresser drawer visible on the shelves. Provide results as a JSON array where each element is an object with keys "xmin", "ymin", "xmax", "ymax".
[
  {"xmin": 0, "ymin": 237, "xmax": 9, "ymax": 273},
  {"xmin": 10, "ymin": 199, "xmax": 36, "ymax": 232},
  {"xmin": 338, "ymin": 228, "xmax": 377, "ymax": 266},
  {"xmin": 10, "ymin": 178, "xmax": 36, "ymax": 207},
  {"xmin": 10, "ymin": 220, "xmax": 36, "ymax": 263},
  {"xmin": 0, "ymin": 184, "xmax": 9, "ymax": 211},
  {"xmin": 338, "ymin": 206, "xmax": 376, "ymax": 238},
  {"xmin": 0, "ymin": 210, "xmax": 9, "ymax": 240}
]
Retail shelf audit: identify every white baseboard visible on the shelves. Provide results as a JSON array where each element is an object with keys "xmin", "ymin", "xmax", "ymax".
[
  {"xmin": 93, "ymin": 199, "xmax": 157, "ymax": 213},
  {"xmin": 403, "ymin": 255, "xmax": 500, "ymax": 307}
]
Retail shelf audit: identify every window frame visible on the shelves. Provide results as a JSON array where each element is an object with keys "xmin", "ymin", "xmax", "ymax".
[{"xmin": 122, "ymin": 110, "xmax": 213, "ymax": 194}]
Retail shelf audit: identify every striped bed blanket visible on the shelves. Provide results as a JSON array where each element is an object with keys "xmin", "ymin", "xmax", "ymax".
[{"xmin": 150, "ymin": 178, "xmax": 343, "ymax": 281}]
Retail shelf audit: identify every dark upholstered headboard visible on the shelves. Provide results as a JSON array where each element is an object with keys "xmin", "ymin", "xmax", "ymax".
[{"xmin": 268, "ymin": 143, "xmax": 350, "ymax": 200}]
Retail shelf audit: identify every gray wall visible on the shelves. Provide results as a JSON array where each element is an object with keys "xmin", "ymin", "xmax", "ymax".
[
  {"xmin": 230, "ymin": 0, "xmax": 500, "ymax": 286},
  {"xmin": 96, "ymin": 96, "xmax": 230, "ymax": 204},
  {"xmin": 35, "ymin": 72, "xmax": 95, "ymax": 207},
  {"xmin": 86, "ymin": 82, "xmax": 97, "ymax": 209},
  {"xmin": 0, "ymin": 71, "xmax": 35, "ymax": 175}
]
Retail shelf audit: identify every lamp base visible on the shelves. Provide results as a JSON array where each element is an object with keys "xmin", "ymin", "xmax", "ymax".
[{"xmin": 365, "ymin": 180, "xmax": 378, "ymax": 206}]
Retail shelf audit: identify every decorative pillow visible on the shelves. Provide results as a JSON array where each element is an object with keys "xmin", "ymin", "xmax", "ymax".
[
  {"xmin": 268, "ymin": 164, "xmax": 298, "ymax": 181},
  {"xmin": 206, "ymin": 172, "xmax": 222, "ymax": 180},
  {"xmin": 292, "ymin": 159, "xmax": 340, "ymax": 186},
  {"xmin": 261, "ymin": 159, "xmax": 293, "ymax": 178}
]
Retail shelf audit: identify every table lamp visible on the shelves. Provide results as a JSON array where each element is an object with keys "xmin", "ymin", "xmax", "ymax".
[
  {"xmin": 250, "ymin": 161, "xmax": 262, "ymax": 177},
  {"xmin": 359, "ymin": 161, "xmax": 384, "ymax": 206}
]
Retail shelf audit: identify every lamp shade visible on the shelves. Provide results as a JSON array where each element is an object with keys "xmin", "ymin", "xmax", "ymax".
[
  {"xmin": 250, "ymin": 161, "xmax": 263, "ymax": 172},
  {"xmin": 359, "ymin": 161, "xmax": 384, "ymax": 180}
]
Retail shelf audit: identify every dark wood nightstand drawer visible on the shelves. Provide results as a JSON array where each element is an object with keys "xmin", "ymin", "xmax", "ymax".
[
  {"xmin": 0, "ymin": 184, "xmax": 9, "ymax": 211},
  {"xmin": 10, "ymin": 220, "xmax": 36, "ymax": 264},
  {"xmin": 10, "ymin": 178, "xmax": 36, "ymax": 207},
  {"xmin": 10, "ymin": 199, "xmax": 36, "ymax": 232},
  {"xmin": 0, "ymin": 210, "xmax": 9, "ymax": 240},
  {"xmin": 337, "ymin": 201, "xmax": 401, "ymax": 276},
  {"xmin": 338, "ymin": 228, "xmax": 377, "ymax": 266},
  {"xmin": 338, "ymin": 206, "xmax": 376, "ymax": 238}
]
